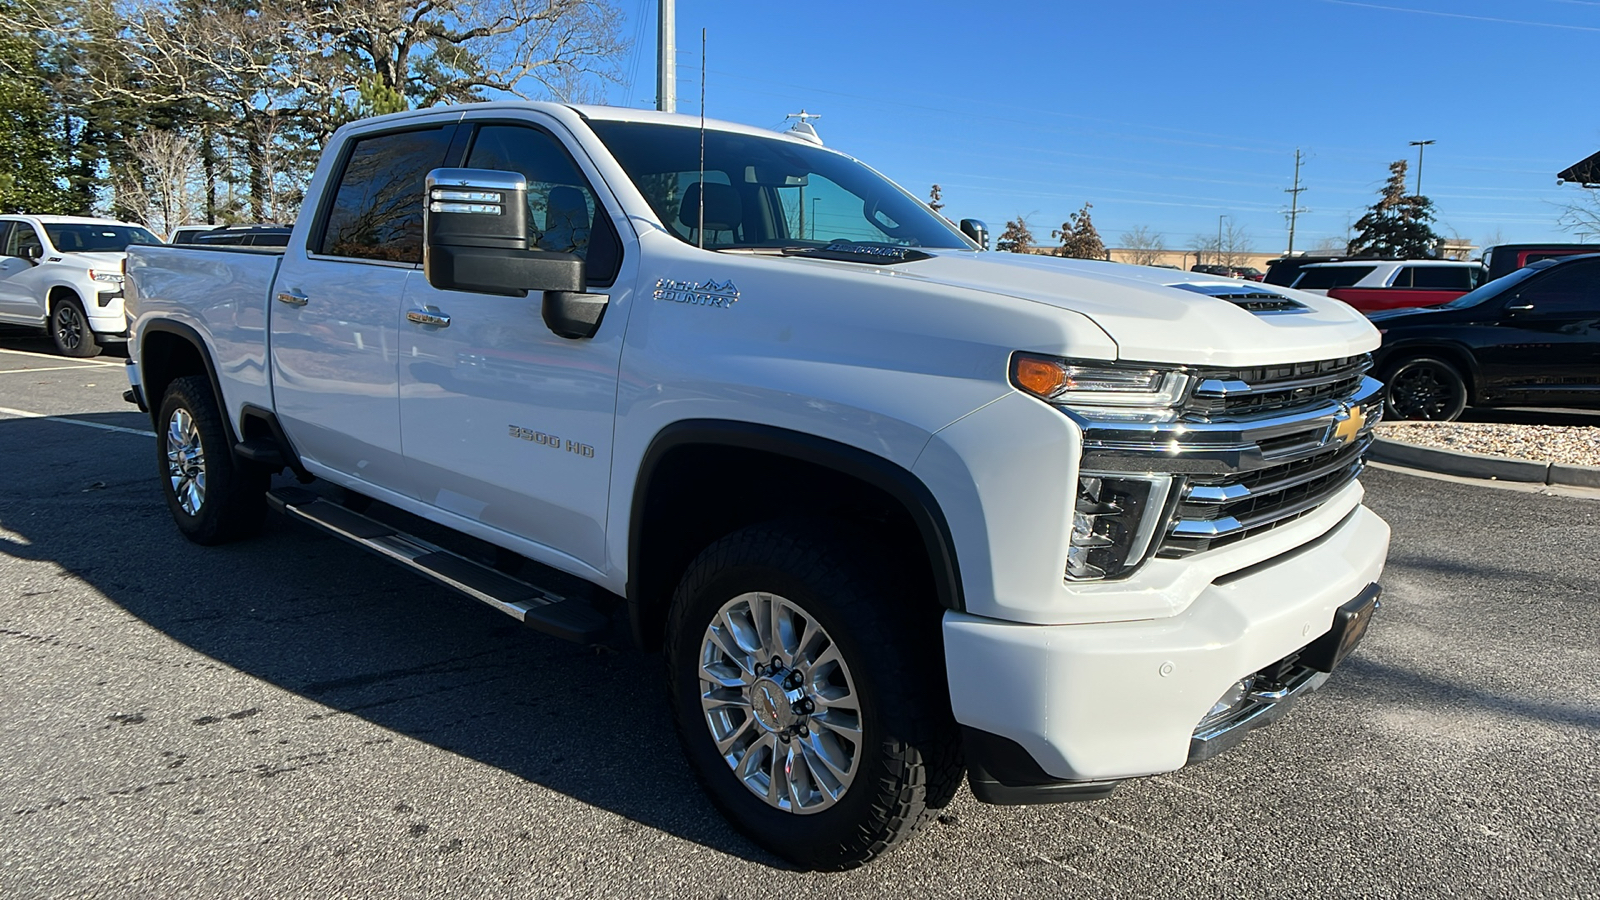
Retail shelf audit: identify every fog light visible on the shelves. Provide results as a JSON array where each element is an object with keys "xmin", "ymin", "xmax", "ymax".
[{"xmin": 1065, "ymin": 472, "xmax": 1173, "ymax": 580}]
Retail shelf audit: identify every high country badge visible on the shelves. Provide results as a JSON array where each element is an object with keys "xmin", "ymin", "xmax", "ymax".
[{"xmin": 653, "ymin": 278, "xmax": 740, "ymax": 308}]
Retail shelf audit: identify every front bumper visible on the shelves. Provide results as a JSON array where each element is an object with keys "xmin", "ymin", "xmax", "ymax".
[{"xmin": 945, "ymin": 500, "xmax": 1389, "ymax": 799}]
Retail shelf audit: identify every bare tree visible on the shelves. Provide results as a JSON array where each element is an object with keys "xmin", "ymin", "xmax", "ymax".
[
  {"xmin": 1119, "ymin": 225, "xmax": 1166, "ymax": 266},
  {"xmin": 1188, "ymin": 233, "xmax": 1220, "ymax": 266},
  {"xmin": 116, "ymin": 128, "xmax": 202, "ymax": 235},
  {"xmin": 1308, "ymin": 234, "xmax": 1346, "ymax": 255},
  {"xmin": 1218, "ymin": 219, "xmax": 1253, "ymax": 267},
  {"xmin": 928, "ymin": 184, "xmax": 944, "ymax": 216},
  {"xmin": 1557, "ymin": 189, "xmax": 1600, "ymax": 242}
]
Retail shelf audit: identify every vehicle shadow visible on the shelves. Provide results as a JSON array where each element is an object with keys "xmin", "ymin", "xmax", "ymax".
[
  {"xmin": 0, "ymin": 411, "xmax": 783, "ymax": 867},
  {"xmin": 1459, "ymin": 406, "xmax": 1600, "ymax": 427}
]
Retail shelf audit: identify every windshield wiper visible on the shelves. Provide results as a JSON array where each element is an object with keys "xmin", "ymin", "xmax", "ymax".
[{"xmin": 780, "ymin": 241, "xmax": 933, "ymax": 265}]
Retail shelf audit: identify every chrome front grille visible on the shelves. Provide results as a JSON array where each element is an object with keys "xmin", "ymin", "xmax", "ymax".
[
  {"xmin": 1186, "ymin": 355, "xmax": 1372, "ymax": 420},
  {"xmin": 1075, "ymin": 364, "xmax": 1383, "ymax": 573}
]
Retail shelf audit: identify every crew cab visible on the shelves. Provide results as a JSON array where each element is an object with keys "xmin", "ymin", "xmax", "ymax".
[
  {"xmin": 122, "ymin": 102, "xmax": 1391, "ymax": 869},
  {"xmin": 0, "ymin": 215, "xmax": 161, "ymax": 356},
  {"xmin": 1292, "ymin": 259, "xmax": 1483, "ymax": 312}
]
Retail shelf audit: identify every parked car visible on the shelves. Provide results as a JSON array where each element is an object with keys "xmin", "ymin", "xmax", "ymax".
[
  {"xmin": 1264, "ymin": 254, "xmax": 1352, "ymax": 287},
  {"xmin": 1371, "ymin": 254, "xmax": 1600, "ymax": 420},
  {"xmin": 0, "ymin": 214, "xmax": 161, "ymax": 356},
  {"xmin": 1189, "ymin": 263, "xmax": 1232, "ymax": 276},
  {"xmin": 1291, "ymin": 259, "xmax": 1484, "ymax": 312},
  {"xmin": 1482, "ymin": 243, "xmax": 1598, "ymax": 282},
  {"xmin": 170, "ymin": 224, "xmax": 293, "ymax": 247},
  {"xmin": 1229, "ymin": 265, "xmax": 1265, "ymax": 281},
  {"xmin": 124, "ymin": 100, "xmax": 1389, "ymax": 868}
]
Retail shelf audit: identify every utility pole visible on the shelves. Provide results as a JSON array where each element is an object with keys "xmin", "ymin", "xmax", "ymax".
[
  {"xmin": 1217, "ymin": 214, "xmax": 1225, "ymax": 266},
  {"xmin": 1284, "ymin": 148, "xmax": 1308, "ymax": 256},
  {"xmin": 656, "ymin": 0, "xmax": 675, "ymax": 113},
  {"xmin": 1408, "ymin": 139, "xmax": 1435, "ymax": 197}
]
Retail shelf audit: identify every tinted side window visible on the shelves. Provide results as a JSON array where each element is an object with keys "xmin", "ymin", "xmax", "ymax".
[
  {"xmin": 464, "ymin": 124, "xmax": 622, "ymax": 285},
  {"xmin": 1293, "ymin": 266, "xmax": 1375, "ymax": 290},
  {"xmin": 1409, "ymin": 267, "xmax": 1474, "ymax": 290},
  {"xmin": 10, "ymin": 223, "xmax": 42, "ymax": 258},
  {"xmin": 319, "ymin": 128, "xmax": 453, "ymax": 263},
  {"xmin": 0, "ymin": 222, "xmax": 12, "ymax": 255},
  {"xmin": 1516, "ymin": 262, "xmax": 1600, "ymax": 316}
]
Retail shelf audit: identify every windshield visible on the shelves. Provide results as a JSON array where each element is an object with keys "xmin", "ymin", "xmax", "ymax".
[
  {"xmin": 587, "ymin": 120, "xmax": 971, "ymax": 252},
  {"xmin": 43, "ymin": 223, "xmax": 161, "ymax": 253},
  {"xmin": 1433, "ymin": 263, "xmax": 1547, "ymax": 309}
]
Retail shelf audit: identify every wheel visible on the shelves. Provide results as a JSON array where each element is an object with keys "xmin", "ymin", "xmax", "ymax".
[
  {"xmin": 666, "ymin": 521, "xmax": 961, "ymax": 870},
  {"xmin": 156, "ymin": 375, "xmax": 267, "ymax": 544},
  {"xmin": 50, "ymin": 296, "xmax": 100, "ymax": 358},
  {"xmin": 1383, "ymin": 356, "xmax": 1468, "ymax": 421}
]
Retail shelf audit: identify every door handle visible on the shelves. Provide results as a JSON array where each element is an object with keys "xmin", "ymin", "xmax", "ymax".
[
  {"xmin": 1506, "ymin": 304, "xmax": 1534, "ymax": 311},
  {"xmin": 407, "ymin": 307, "xmax": 451, "ymax": 328},
  {"xmin": 276, "ymin": 288, "xmax": 309, "ymax": 307}
]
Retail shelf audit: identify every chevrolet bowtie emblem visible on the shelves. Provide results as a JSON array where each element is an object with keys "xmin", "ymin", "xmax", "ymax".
[{"xmin": 1333, "ymin": 404, "xmax": 1367, "ymax": 444}]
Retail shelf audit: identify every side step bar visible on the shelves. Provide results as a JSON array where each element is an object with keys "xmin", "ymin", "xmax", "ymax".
[{"xmin": 266, "ymin": 487, "xmax": 609, "ymax": 644}]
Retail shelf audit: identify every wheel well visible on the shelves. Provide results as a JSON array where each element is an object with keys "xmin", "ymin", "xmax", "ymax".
[
  {"xmin": 629, "ymin": 441, "xmax": 949, "ymax": 651},
  {"xmin": 1379, "ymin": 345, "xmax": 1479, "ymax": 403},
  {"xmin": 139, "ymin": 330, "xmax": 211, "ymax": 427},
  {"xmin": 47, "ymin": 286, "xmax": 80, "ymax": 313}
]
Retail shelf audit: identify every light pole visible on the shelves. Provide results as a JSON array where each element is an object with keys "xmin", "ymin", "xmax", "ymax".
[
  {"xmin": 1217, "ymin": 214, "xmax": 1226, "ymax": 266},
  {"xmin": 1408, "ymin": 140, "xmax": 1435, "ymax": 197}
]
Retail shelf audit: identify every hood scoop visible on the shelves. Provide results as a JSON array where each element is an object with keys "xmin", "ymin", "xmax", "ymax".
[{"xmin": 1172, "ymin": 283, "xmax": 1308, "ymax": 314}]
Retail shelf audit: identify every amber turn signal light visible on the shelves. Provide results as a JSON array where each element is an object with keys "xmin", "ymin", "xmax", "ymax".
[{"xmin": 1013, "ymin": 356, "xmax": 1066, "ymax": 397}]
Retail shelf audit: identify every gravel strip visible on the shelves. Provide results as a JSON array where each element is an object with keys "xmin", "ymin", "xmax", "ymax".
[{"xmin": 1377, "ymin": 422, "xmax": 1600, "ymax": 467}]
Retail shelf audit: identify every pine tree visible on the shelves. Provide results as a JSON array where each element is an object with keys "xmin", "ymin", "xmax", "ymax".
[
  {"xmin": 1053, "ymin": 202, "xmax": 1106, "ymax": 259},
  {"xmin": 0, "ymin": 1, "xmax": 74, "ymax": 213},
  {"xmin": 996, "ymin": 215, "xmax": 1034, "ymax": 253},
  {"xmin": 1348, "ymin": 159, "xmax": 1439, "ymax": 258},
  {"xmin": 928, "ymin": 183, "xmax": 944, "ymax": 216}
]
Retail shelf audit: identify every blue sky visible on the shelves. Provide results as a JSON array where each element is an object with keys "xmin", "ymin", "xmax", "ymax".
[{"xmin": 594, "ymin": 0, "xmax": 1600, "ymax": 254}]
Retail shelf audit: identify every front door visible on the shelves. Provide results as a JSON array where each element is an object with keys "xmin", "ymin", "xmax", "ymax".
[
  {"xmin": 1476, "ymin": 259, "xmax": 1600, "ymax": 404},
  {"xmin": 269, "ymin": 123, "xmax": 458, "ymax": 490},
  {"xmin": 398, "ymin": 119, "xmax": 633, "ymax": 570},
  {"xmin": 0, "ymin": 223, "xmax": 45, "ymax": 322}
]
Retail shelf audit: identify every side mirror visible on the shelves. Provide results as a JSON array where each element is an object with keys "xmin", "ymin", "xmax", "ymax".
[
  {"xmin": 423, "ymin": 168, "xmax": 609, "ymax": 339},
  {"xmin": 959, "ymin": 218, "xmax": 989, "ymax": 250},
  {"xmin": 20, "ymin": 243, "xmax": 42, "ymax": 263}
]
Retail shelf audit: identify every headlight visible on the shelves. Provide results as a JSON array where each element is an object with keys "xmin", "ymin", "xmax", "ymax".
[
  {"xmin": 1012, "ymin": 354, "xmax": 1191, "ymax": 422},
  {"xmin": 90, "ymin": 269, "xmax": 125, "ymax": 284},
  {"xmin": 1067, "ymin": 473, "xmax": 1173, "ymax": 580}
]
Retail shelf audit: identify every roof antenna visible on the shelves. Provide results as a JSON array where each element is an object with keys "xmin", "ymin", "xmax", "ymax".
[
  {"xmin": 785, "ymin": 110, "xmax": 823, "ymax": 146},
  {"xmin": 698, "ymin": 27, "xmax": 706, "ymax": 249}
]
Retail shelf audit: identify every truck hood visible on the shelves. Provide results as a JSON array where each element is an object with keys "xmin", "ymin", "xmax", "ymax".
[
  {"xmin": 894, "ymin": 251, "xmax": 1380, "ymax": 367},
  {"xmin": 52, "ymin": 251, "xmax": 125, "ymax": 270}
]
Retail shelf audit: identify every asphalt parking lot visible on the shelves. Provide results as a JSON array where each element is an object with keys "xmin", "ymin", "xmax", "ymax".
[{"xmin": 1, "ymin": 334, "xmax": 1597, "ymax": 899}]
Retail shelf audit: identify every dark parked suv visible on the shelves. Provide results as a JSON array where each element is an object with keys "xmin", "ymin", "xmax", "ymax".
[{"xmin": 1371, "ymin": 254, "xmax": 1600, "ymax": 420}]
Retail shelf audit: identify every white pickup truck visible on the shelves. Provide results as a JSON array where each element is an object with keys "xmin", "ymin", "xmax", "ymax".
[
  {"xmin": 123, "ymin": 102, "xmax": 1390, "ymax": 869},
  {"xmin": 0, "ymin": 214, "xmax": 161, "ymax": 356}
]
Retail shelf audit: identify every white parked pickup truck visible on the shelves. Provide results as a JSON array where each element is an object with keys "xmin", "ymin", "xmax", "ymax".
[
  {"xmin": 123, "ymin": 102, "xmax": 1390, "ymax": 869},
  {"xmin": 0, "ymin": 215, "xmax": 162, "ymax": 356}
]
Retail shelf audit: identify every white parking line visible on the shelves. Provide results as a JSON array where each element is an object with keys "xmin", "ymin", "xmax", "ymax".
[
  {"xmin": 0, "ymin": 364, "xmax": 113, "ymax": 375},
  {"xmin": 0, "ymin": 405, "xmax": 154, "ymax": 437},
  {"xmin": 0, "ymin": 347, "xmax": 124, "ymax": 366}
]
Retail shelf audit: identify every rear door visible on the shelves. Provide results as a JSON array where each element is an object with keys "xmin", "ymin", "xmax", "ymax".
[
  {"xmin": 396, "ymin": 117, "xmax": 633, "ymax": 569},
  {"xmin": 269, "ymin": 122, "xmax": 459, "ymax": 491},
  {"xmin": 1475, "ymin": 259, "xmax": 1600, "ymax": 404}
]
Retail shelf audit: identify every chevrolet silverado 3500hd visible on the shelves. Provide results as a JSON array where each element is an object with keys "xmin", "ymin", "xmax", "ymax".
[{"xmin": 123, "ymin": 102, "xmax": 1390, "ymax": 869}]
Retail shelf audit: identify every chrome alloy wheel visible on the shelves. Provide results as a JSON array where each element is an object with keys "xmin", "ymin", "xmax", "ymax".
[
  {"xmin": 699, "ymin": 592, "xmax": 863, "ymax": 814},
  {"xmin": 165, "ymin": 407, "xmax": 206, "ymax": 516}
]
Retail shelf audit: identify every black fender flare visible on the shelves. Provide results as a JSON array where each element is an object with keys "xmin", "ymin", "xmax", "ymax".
[
  {"xmin": 628, "ymin": 419, "xmax": 966, "ymax": 616},
  {"xmin": 137, "ymin": 320, "xmax": 239, "ymax": 444}
]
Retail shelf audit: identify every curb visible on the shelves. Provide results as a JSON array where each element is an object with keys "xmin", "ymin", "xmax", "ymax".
[{"xmin": 1372, "ymin": 437, "xmax": 1600, "ymax": 488}]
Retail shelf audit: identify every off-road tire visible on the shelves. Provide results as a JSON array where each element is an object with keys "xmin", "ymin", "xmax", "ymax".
[
  {"xmin": 665, "ymin": 520, "xmax": 962, "ymax": 870},
  {"xmin": 156, "ymin": 375, "xmax": 267, "ymax": 545}
]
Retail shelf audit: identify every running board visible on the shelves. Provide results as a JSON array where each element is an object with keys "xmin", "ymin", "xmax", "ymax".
[{"xmin": 266, "ymin": 487, "xmax": 609, "ymax": 644}]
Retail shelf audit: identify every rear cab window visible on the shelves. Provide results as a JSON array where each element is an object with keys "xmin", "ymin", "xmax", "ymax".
[{"xmin": 317, "ymin": 127, "xmax": 457, "ymax": 264}]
